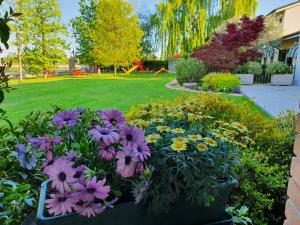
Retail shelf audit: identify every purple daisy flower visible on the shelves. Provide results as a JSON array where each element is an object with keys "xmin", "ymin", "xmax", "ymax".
[
  {"xmin": 65, "ymin": 151, "xmax": 77, "ymax": 162},
  {"xmin": 88, "ymin": 126, "xmax": 119, "ymax": 145},
  {"xmin": 134, "ymin": 142, "xmax": 151, "ymax": 161},
  {"xmin": 44, "ymin": 158, "xmax": 75, "ymax": 193},
  {"xmin": 97, "ymin": 109, "xmax": 126, "ymax": 129},
  {"xmin": 52, "ymin": 110, "xmax": 81, "ymax": 128},
  {"xmin": 74, "ymin": 203, "xmax": 105, "ymax": 217},
  {"xmin": 99, "ymin": 144, "xmax": 116, "ymax": 161},
  {"xmin": 121, "ymin": 126, "xmax": 145, "ymax": 150},
  {"xmin": 46, "ymin": 193, "xmax": 77, "ymax": 216},
  {"xmin": 29, "ymin": 136, "xmax": 62, "ymax": 152},
  {"xmin": 73, "ymin": 165, "xmax": 86, "ymax": 182},
  {"xmin": 116, "ymin": 148, "xmax": 139, "ymax": 177},
  {"xmin": 73, "ymin": 177, "xmax": 110, "ymax": 202}
]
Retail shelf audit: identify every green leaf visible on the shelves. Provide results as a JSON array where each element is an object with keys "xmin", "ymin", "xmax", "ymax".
[{"xmin": 0, "ymin": 89, "xmax": 4, "ymax": 103}]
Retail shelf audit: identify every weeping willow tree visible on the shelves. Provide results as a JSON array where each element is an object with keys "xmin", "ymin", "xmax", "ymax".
[{"xmin": 153, "ymin": 0, "xmax": 258, "ymax": 58}]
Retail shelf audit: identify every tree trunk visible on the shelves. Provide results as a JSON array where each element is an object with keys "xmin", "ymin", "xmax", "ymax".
[{"xmin": 114, "ymin": 65, "xmax": 117, "ymax": 77}]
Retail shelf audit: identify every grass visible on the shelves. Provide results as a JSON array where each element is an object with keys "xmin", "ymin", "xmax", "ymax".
[{"xmin": 2, "ymin": 73, "xmax": 268, "ymax": 123}]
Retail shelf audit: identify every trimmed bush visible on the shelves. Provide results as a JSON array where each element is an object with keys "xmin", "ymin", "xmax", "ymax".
[
  {"xmin": 247, "ymin": 61, "xmax": 262, "ymax": 75},
  {"xmin": 234, "ymin": 64, "xmax": 248, "ymax": 74},
  {"xmin": 234, "ymin": 62, "xmax": 262, "ymax": 75},
  {"xmin": 176, "ymin": 58, "xmax": 207, "ymax": 84},
  {"xmin": 266, "ymin": 62, "xmax": 292, "ymax": 75},
  {"xmin": 202, "ymin": 73, "xmax": 240, "ymax": 93}
]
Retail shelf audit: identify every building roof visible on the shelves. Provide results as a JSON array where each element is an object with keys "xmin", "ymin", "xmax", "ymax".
[
  {"xmin": 284, "ymin": 31, "xmax": 300, "ymax": 40},
  {"xmin": 269, "ymin": 0, "xmax": 300, "ymax": 14}
]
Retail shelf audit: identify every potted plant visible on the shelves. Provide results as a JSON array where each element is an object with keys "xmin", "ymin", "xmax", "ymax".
[
  {"xmin": 266, "ymin": 62, "xmax": 293, "ymax": 86},
  {"xmin": 16, "ymin": 107, "xmax": 247, "ymax": 225},
  {"xmin": 234, "ymin": 62, "xmax": 262, "ymax": 85}
]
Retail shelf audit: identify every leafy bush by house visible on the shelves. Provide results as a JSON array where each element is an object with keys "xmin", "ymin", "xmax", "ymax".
[
  {"xmin": 266, "ymin": 62, "xmax": 292, "ymax": 75},
  {"xmin": 234, "ymin": 64, "xmax": 249, "ymax": 74},
  {"xmin": 128, "ymin": 94, "xmax": 295, "ymax": 225},
  {"xmin": 202, "ymin": 73, "xmax": 240, "ymax": 93},
  {"xmin": 176, "ymin": 58, "xmax": 207, "ymax": 84},
  {"xmin": 247, "ymin": 62, "xmax": 262, "ymax": 75}
]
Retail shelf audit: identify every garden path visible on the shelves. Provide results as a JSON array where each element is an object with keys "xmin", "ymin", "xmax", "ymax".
[{"xmin": 241, "ymin": 85, "xmax": 300, "ymax": 117}]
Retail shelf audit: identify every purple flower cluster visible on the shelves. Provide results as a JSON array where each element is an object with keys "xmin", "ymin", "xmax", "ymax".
[
  {"xmin": 44, "ymin": 156, "xmax": 110, "ymax": 217},
  {"xmin": 52, "ymin": 109, "xmax": 81, "ymax": 128},
  {"xmin": 89, "ymin": 110, "xmax": 151, "ymax": 178}
]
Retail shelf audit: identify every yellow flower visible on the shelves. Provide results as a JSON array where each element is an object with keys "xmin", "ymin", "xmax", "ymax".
[
  {"xmin": 146, "ymin": 134, "xmax": 161, "ymax": 143},
  {"xmin": 135, "ymin": 119, "xmax": 151, "ymax": 127},
  {"xmin": 151, "ymin": 118, "xmax": 164, "ymax": 123},
  {"xmin": 171, "ymin": 142, "xmax": 187, "ymax": 152},
  {"xmin": 188, "ymin": 134, "xmax": 202, "ymax": 142},
  {"xmin": 204, "ymin": 138, "xmax": 218, "ymax": 147},
  {"xmin": 197, "ymin": 143, "xmax": 207, "ymax": 152},
  {"xmin": 171, "ymin": 128, "xmax": 185, "ymax": 134},
  {"xmin": 172, "ymin": 137, "xmax": 189, "ymax": 143},
  {"xmin": 157, "ymin": 126, "xmax": 171, "ymax": 132},
  {"xmin": 231, "ymin": 122, "xmax": 248, "ymax": 132}
]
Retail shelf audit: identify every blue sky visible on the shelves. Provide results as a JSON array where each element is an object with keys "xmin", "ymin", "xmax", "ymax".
[{"xmin": 60, "ymin": 0, "xmax": 297, "ymax": 26}]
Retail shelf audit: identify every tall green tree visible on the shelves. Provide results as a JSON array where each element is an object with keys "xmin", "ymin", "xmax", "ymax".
[
  {"xmin": 138, "ymin": 10, "xmax": 156, "ymax": 59},
  {"xmin": 20, "ymin": 0, "xmax": 68, "ymax": 76},
  {"xmin": 153, "ymin": 0, "xmax": 258, "ymax": 59},
  {"xmin": 71, "ymin": 0, "xmax": 97, "ymax": 66},
  {"xmin": 92, "ymin": 0, "xmax": 143, "ymax": 77},
  {"xmin": 11, "ymin": 0, "xmax": 31, "ymax": 81}
]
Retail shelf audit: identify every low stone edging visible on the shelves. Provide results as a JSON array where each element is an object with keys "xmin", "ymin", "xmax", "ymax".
[{"xmin": 165, "ymin": 79, "xmax": 242, "ymax": 96}]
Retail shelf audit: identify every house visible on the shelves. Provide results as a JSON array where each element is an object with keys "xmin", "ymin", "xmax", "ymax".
[{"xmin": 263, "ymin": 0, "xmax": 300, "ymax": 84}]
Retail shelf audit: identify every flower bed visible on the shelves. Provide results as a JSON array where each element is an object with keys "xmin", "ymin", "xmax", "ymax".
[{"xmin": 8, "ymin": 102, "xmax": 249, "ymax": 225}]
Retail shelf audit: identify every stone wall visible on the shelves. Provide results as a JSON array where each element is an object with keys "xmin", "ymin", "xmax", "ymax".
[{"xmin": 284, "ymin": 113, "xmax": 300, "ymax": 225}]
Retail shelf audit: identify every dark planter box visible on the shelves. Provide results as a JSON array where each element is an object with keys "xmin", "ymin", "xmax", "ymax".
[{"xmin": 36, "ymin": 179, "xmax": 237, "ymax": 225}]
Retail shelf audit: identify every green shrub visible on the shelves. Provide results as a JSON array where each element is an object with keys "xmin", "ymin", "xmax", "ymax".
[
  {"xmin": 247, "ymin": 61, "xmax": 262, "ymax": 75},
  {"xmin": 202, "ymin": 73, "xmax": 240, "ymax": 93},
  {"xmin": 266, "ymin": 62, "xmax": 292, "ymax": 75},
  {"xmin": 234, "ymin": 64, "xmax": 248, "ymax": 74},
  {"xmin": 176, "ymin": 58, "xmax": 207, "ymax": 84},
  {"xmin": 141, "ymin": 60, "xmax": 168, "ymax": 70}
]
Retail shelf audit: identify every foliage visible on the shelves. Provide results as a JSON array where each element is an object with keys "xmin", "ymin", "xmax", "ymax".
[
  {"xmin": 226, "ymin": 206, "xmax": 252, "ymax": 225},
  {"xmin": 152, "ymin": 0, "xmax": 258, "ymax": 58},
  {"xmin": 234, "ymin": 64, "xmax": 249, "ymax": 74},
  {"xmin": 266, "ymin": 62, "xmax": 292, "ymax": 75},
  {"xmin": 192, "ymin": 16, "xmax": 264, "ymax": 72},
  {"xmin": 215, "ymin": 14, "xmax": 283, "ymax": 49},
  {"xmin": 128, "ymin": 104, "xmax": 248, "ymax": 213},
  {"xmin": 0, "ymin": 0, "xmax": 20, "ymax": 102},
  {"xmin": 71, "ymin": 0, "xmax": 97, "ymax": 65},
  {"xmin": 202, "ymin": 73, "xmax": 240, "ymax": 93},
  {"xmin": 138, "ymin": 10, "xmax": 155, "ymax": 58},
  {"xmin": 18, "ymin": 0, "xmax": 68, "ymax": 76},
  {"xmin": 141, "ymin": 60, "xmax": 168, "ymax": 71},
  {"xmin": 92, "ymin": 0, "xmax": 143, "ymax": 76},
  {"xmin": 0, "ymin": 0, "xmax": 22, "ymax": 51},
  {"xmin": 176, "ymin": 58, "xmax": 207, "ymax": 84},
  {"xmin": 247, "ymin": 62, "xmax": 262, "ymax": 75},
  {"xmin": 128, "ymin": 94, "xmax": 295, "ymax": 225}
]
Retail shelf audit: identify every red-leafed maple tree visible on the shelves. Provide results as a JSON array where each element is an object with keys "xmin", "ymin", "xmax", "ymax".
[{"xmin": 192, "ymin": 16, "xmax": 264, "ymax": 72}]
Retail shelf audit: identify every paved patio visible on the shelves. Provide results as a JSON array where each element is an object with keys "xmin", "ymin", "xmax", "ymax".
[{"xmin": 241, "ymin": 85, "xmax": 300, "ymax": 117}]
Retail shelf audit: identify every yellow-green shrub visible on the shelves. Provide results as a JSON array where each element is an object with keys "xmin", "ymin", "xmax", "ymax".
[
  {"xmin": 202, "ymin": 73, "xmax": 240, "ymax": 93},
  {"xmin": 127, "ymin": 94, "xmax": 295, "ymax": 225}
]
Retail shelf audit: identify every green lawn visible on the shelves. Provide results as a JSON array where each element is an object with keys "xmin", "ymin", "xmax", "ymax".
[{"xmin": 2, "ymin": 73, "xmax": 267, "ymax": 123}]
